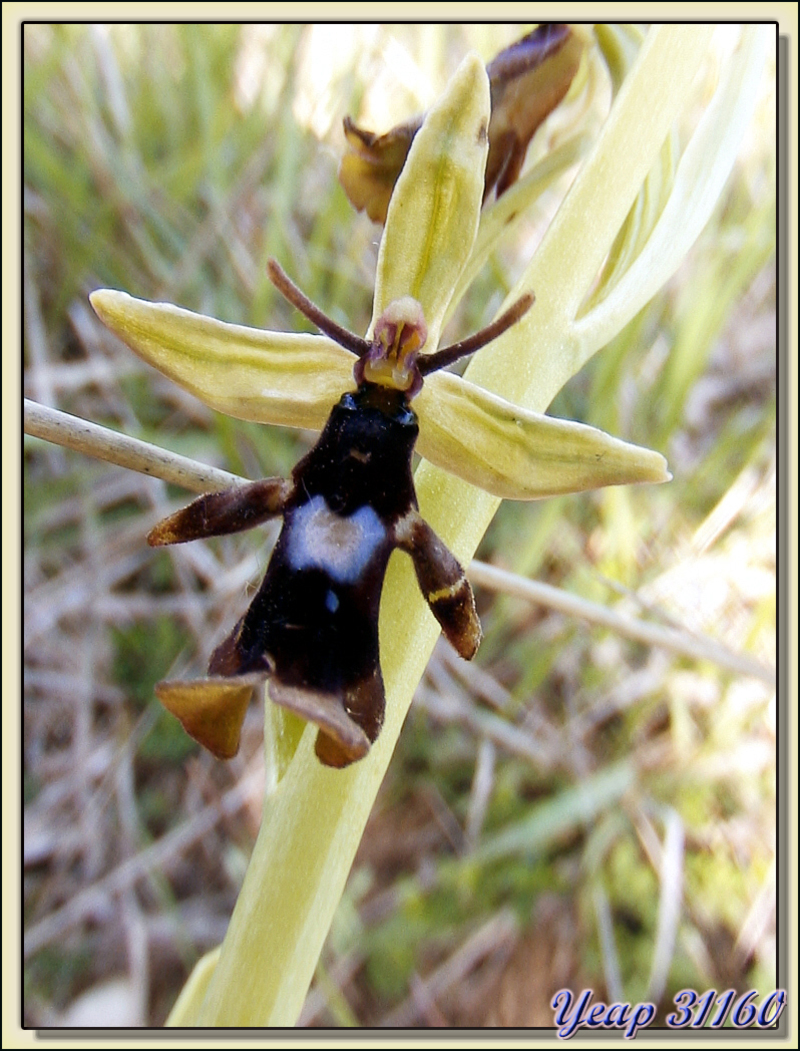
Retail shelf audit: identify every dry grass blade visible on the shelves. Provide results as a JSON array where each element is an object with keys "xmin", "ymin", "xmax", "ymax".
[
  {"xmin": 378, "ymin": 910, "xmax": 519, "ymax": 1027},
  {"xmin": 24, "ymin": 763, "xmax": 263, "ymax": 960},
  {"xmin": 468, "ymin": 560, "xmax": 775, "ymax": 684},
  {"xmin": 416, "ymin": 681, "xmax": 556, "ymax": 769},
  {"xmin": 647, "ymin": 809, "xmax": 685, "ymax": 1004},
  {"xmin": 593, "ymin": 884, "xmax": 624, "ymax": 1003}
]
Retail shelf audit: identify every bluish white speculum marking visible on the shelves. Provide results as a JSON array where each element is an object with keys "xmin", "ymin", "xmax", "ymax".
[{"xmin": 285, "ymin": 495, "xmax": 386, "ymax": 585}]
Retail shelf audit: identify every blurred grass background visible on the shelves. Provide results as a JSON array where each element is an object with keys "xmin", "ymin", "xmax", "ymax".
[{"xmin": 23, "ymin": 24, "xmax": 777, "ymax": 1028}]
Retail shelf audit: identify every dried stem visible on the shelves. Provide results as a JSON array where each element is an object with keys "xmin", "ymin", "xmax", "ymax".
[
  {"xmin": 468, "ymin": 561, "xmax": 775, "ymax": 685},
  {"xmin": 24, "ymin": 399, "xmax": 244, "ymax": 495}
]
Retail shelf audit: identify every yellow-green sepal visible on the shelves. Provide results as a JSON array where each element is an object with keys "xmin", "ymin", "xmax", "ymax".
[
  {"xmin": 89, "ymin": 289, "xmax": 352, "ymax": 431},
  {"xmin": 371, "ymin": 53, "xmax": 490, "ymax": 353},
  {"xmin": 417, "ymin": 370, "xmax": 670, "ymax": 500}
]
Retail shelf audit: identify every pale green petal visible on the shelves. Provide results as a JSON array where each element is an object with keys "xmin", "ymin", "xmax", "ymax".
[
  {"xmin": 372, "ymin": 53, "xmax": 489, "ymax": 351},
  {"xmin": 90, "ymin": 289, "xmax": 353, "ymax": 430},
  {"xmin": 417, "ymin": 371, "xmax": 669, "ymax": 500},
  {"xmin": 90, "ymin": 288, "xmax": 666, "ymax": 500}
]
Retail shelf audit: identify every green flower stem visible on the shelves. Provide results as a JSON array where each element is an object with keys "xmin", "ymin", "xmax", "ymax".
[{"xmin": 176, "ymin": 26, "xmax": 724, "ymax": 1026}]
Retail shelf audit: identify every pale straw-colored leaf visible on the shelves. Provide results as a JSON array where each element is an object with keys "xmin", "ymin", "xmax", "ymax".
[
  {"xmin": 582, "ymin": 130, "xmax": 677, "ymax": 314},
  {"xmin": 575, "ymin": 25, "xmax": 772, "ymax": 355},
  {"xmin": 647, "ymin": 808, "xmax": 685, "ymax": 1004},
  {"xmin": 168, "ymin": 947, "xmax": 221, "ymax": 1026},
  {"xmin": 593, "ymin": 23, "xmax": 646, "ymax": 96}
]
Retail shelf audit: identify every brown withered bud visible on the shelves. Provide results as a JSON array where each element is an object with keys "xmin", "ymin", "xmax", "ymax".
[
  {"xmin": 484, "ymin": 23, "xmax": 582, "ymax": 199},
  {"xmin": 338, "ymin": 24, "xmax": 584, "ymax": 223}
]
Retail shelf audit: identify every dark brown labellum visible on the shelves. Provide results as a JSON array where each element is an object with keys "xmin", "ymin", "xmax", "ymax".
[{"xmin": 149, "ymin": 264, "xmax": 532, "ymax": 767}]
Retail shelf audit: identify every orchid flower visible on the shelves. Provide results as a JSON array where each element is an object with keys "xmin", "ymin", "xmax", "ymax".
[{"xmin": 88, "ymin": 24, "xmax": 770, "ymax": 1027}]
